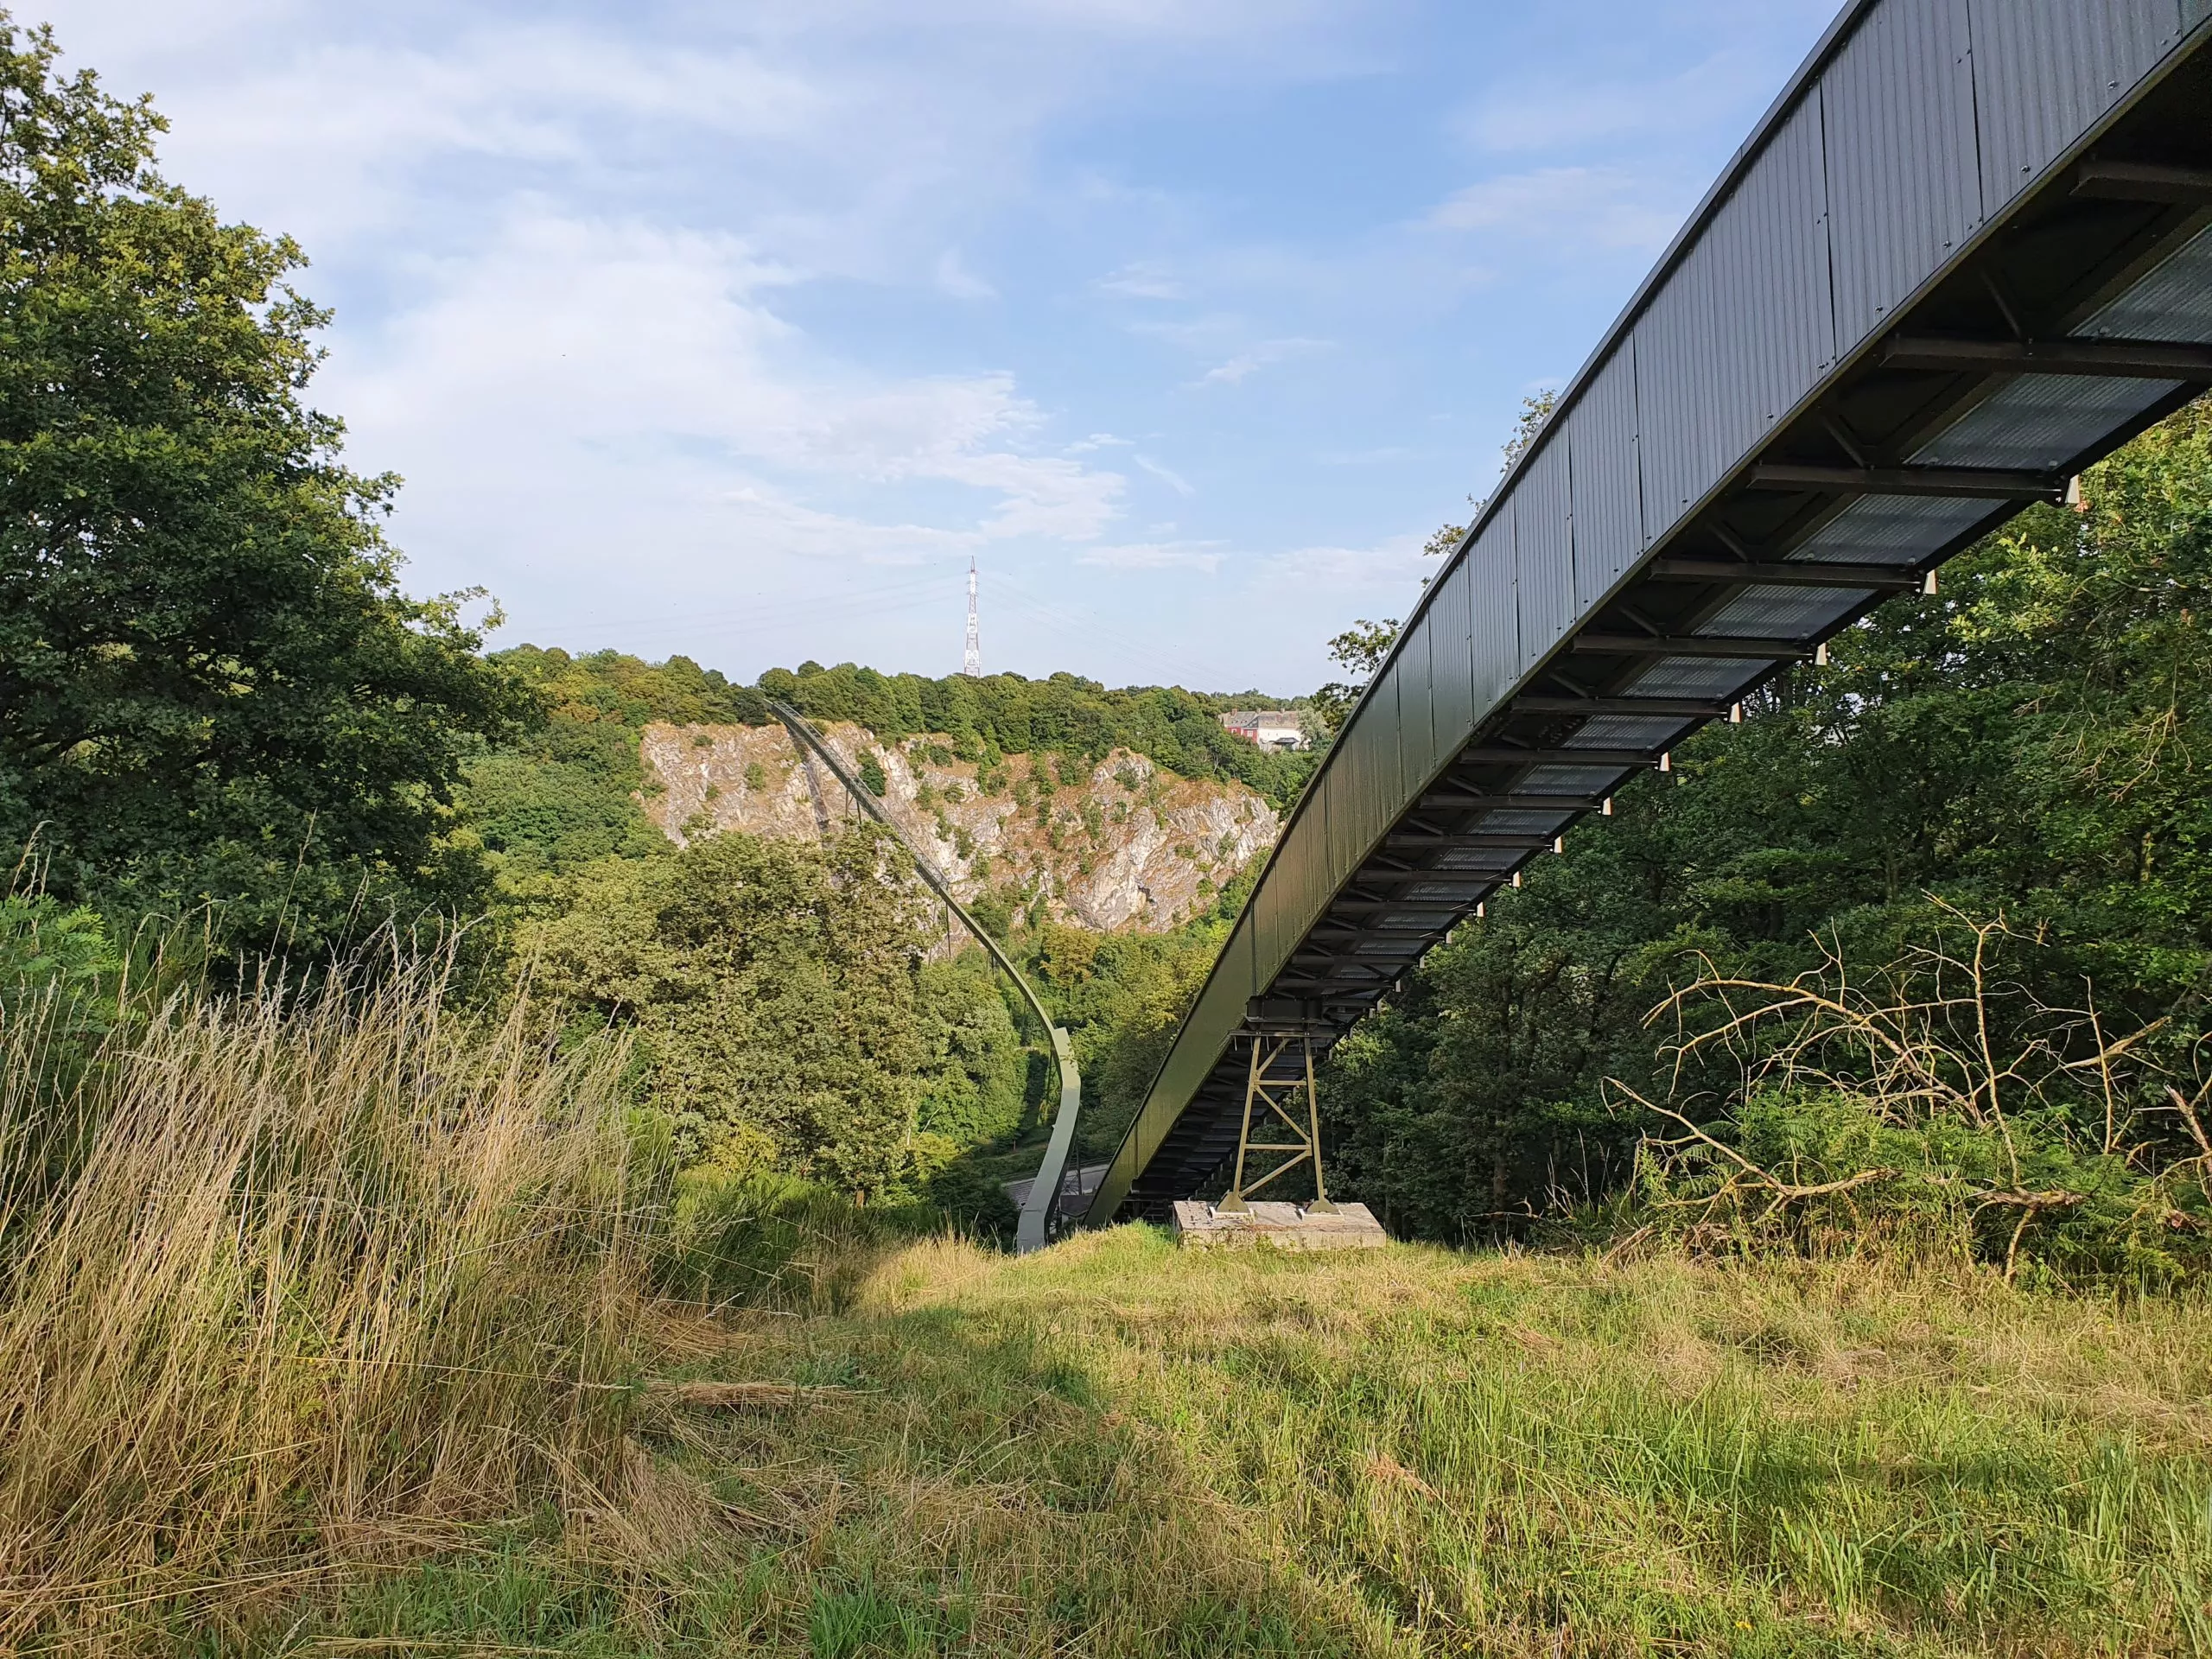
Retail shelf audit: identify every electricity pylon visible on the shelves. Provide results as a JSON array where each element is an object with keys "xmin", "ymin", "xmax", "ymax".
[{"xmin": 963, "ymin": 558, "xmax": 981, "ymax": 677}]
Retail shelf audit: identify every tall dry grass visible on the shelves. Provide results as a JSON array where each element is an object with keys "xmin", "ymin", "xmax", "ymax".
[{"xmin": 0, "ymin": 950, "xmax": 649, "ymax": 1646}]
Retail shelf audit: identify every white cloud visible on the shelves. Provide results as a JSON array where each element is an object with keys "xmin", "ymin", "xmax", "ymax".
[
  {"xmin": 1425, "ymin": 167, "xmax": 1686, "ymax": 255},
  {"xmin": 1078, "ymin": 540, "xmax": 1226, "ymax": 572},
  {"xmin": 933, "ymin": 248, "xmax": 999, "ymax": 300},
  {"xmin": 1264, "ymin": 532, "xmax": 1431, "ymax": 589},
  {"xmin": 317, "ymin": 207, "xmax": 1125, "ymax": 632},
  {"xmin": 1133, "ymin": 454, "xmax": 1195, "ymax": 496},
  {"xmin": 1093, "ymin": 261, "xmax": 1187, "ymax": 300},
  {"xmin": 1193, "ymin": 335, "xmax": 1331, "ymax": 387}
]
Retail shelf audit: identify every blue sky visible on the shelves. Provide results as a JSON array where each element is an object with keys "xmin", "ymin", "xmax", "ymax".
[{"xmin": 43, "ymin": 0, "xmax": 1838, "ymax": 694}]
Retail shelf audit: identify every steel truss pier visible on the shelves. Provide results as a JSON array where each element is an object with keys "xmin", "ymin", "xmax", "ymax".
[{"xmin": 1217, "ymin": 1026, "xmax": 1338, "ymax": 1216}]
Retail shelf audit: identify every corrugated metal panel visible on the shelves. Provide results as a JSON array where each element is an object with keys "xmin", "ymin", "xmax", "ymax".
[
  {"xmin": 1280, "ymin": 818, "xmax": 1331, "ymax": 972},
  {"xmin": 1322, "ymin": 723, "xmax": 1359, "ymax": 878},
  {"xmin": 1426, "ymin": 560, "xmax": 1479, "ymax": 758},
  {"xmin": 1388, "ymin": 620, "xmax": 1441, "ymax": 794},
  {"xmin": 1469, "ymin": 514, "xmax": 1519, "ymax": 715},
  {"xmin": 1911, "ymin": 375, "xmax": 2181, "ymax": 470},
  {"xmin": 1250, "ymin": 831, "xmax": 1298, "ymax": 983},
  {"xmin": 1709, "ymin": 94, "xmax": 1838, "ymax": 454},
  {"xmin": 1638, "ymin": 96, "xmax": 1834, "ymax": 538},
  {"xmin": 2190, "ymin": 0, "xmax": 2211, "ymax": 32},
  {"xmin": 1333, "ymin": 705, "xmax": 1395, "ymax": 868},
  {"xmin": 1634, "ymin": 257, "xmax": 1724, "ymax": 534},
  {"xmin": 1968, "ymin": 0, "xmax": 2183, "ymax": 213},
  {"xmin": 1516, "ymin": 443, "xmax": 1575, "ymax": 668},
  {"xmin": 1823, "ymin": 0, "xmax": 1980, "ymax": 348},
  {"xmin": 2081, "ymin": 223, "xmax": 2212, "ymax": 340},
  {"xmin": 1569, "ymin": 342, "xmax": 1644, "ymax": 607},
  {"xmin": 1373, "ymin": 666, "xmax": 1414, "ymax": 817},
  {"xmin": 1154, "ymin": 976, "xmax": 1243, "ymax": 1138}
]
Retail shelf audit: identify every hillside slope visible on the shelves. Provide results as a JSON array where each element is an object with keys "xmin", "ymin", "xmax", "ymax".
[{"xmin": 641, "ymin": 720, "xmax": 1281, "ymax": 932}]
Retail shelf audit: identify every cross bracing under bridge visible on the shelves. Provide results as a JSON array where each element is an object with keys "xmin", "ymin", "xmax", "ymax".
[{"xmin": 1085, "ymin": 0, "xmax": 2212, "ymax": 1226}]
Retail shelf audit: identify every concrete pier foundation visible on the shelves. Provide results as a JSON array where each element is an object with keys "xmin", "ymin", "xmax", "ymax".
[{"xmin": 1171, "ymin": 1199, "xmax": 1389, "ymax": 1251}]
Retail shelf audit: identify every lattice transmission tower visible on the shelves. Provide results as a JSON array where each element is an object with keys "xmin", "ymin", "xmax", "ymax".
[{"xmin": 962, "ymin": 558, "xmax": 982, "ymax": 677}]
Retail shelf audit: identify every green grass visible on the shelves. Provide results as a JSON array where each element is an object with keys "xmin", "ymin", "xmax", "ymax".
[{"xmin": 253, "ymin": 1226, "xmax": 2212, "ymax": 1657}]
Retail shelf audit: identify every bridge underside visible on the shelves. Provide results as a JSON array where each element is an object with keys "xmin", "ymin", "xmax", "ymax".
[{"xmin": 1096, "ymin": 1, "xmax": 2212, "ymax": 1225}]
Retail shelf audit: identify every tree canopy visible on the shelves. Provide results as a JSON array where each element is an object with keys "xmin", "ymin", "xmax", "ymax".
[{"xmin": 0, "ymin": 21, "xmax": 529, "ymax": 953}]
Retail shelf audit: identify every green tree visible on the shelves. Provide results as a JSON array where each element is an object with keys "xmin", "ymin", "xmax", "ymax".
[
  {"xmin": 1306, "ymin": 618, "xmax": 1401, "ymax": 738},
  {"xmin": 0, "ymin": 21, "xmax": 529, "ymax": 952},
  {"xmin": 524, "ymin": 825, "xmax": 948, "ymax": 1196}
]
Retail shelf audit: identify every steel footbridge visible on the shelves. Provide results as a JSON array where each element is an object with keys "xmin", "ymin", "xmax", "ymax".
[{"xmin": 1084, "ymin": 0, "xmax": 2212, "ymax": 1225}]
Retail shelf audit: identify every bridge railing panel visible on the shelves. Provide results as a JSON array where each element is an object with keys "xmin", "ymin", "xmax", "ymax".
[
  {"xmin": 1968, "ymin": 0, "xmax": 2187, "ymax": 214},
  {"xmin": 1425, "ymin": 558, "xmax": 1479, "ymax": 761},
  {"xmin": 1719, "ymin": 96, "xmax": 1839, "ymax": 432},
  {"xmin": 1823, "ymin": 0, "xmax": 1983, "ymax": 349},
  {"xmin": 1634, "ymin": 251, "xmax": 1727, "ymax": 533},
  {"xmin": 1389, "ymin": 608, "xmax": 1442, "ymax": 800},
  {"xmin": 1468, "ymin": 516, "xmax": 1519, "ymax": 717},
  {"xmin": 1129, "ymin": 953, "xmax": 1247, "ymax": 1168},
  {"xmin": 1567, "ymin": 342, "xmax": 1645, "ymax": 612},
  {"xmin": 1331, "ymin": 690, "xmax": 1396, "ymax": 870},
  {"xmin": 1515, "ymin": 445, "xmax": 1575, "ymax": 671}
]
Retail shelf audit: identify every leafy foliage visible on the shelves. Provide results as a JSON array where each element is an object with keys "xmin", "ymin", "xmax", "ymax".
[
  {"xmin": 0, "ymin": 24, "xmax": 530, "ymax": 953},
  {"xmin": 523, "ymin": 824, "xmax": 944, "ymax": 1195},
  {"xmin": 454, "ymin": 645, "xmax": 770, "ymax": 885},
  {"xmin": 520, "ymin": 823, "xmax": 1033, "ymax": 1198},
  {"xmin": 1305, "ymin": 619, "xmax": 1401, "ymax": 739},
  {"xmin": 0, "ymin": 891, "xmax": 118, "ymax": 1041}
]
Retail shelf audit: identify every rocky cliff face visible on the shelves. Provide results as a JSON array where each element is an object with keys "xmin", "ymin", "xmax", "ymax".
[{"xmin": 639, "ymin": 721, "xmax": 1281, "ymax": 931}]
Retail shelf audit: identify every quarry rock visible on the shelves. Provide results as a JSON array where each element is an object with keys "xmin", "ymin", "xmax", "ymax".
[{"xmin": 638, "ymin": 721, "xmax": 1281, "ymax": 932}]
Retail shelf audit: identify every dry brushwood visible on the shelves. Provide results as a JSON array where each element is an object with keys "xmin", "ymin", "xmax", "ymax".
[{"xmin": 1613, "ymin": 905, "xmax": 2211, "ymax": 1275}]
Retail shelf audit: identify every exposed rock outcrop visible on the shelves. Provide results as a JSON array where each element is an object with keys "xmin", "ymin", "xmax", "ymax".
[{"xmin": 639, "ymin": 721, "xmax": 1280, "ymax": 932}]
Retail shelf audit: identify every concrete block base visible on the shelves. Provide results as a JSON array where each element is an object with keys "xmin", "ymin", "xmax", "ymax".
[{"xmin": 1171, "ymin": 1198, "xmax": 1389, "ymax": 1250}]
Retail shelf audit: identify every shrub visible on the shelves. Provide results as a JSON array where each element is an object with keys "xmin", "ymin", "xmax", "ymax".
[{"xmin": 1615, "ymin": 912, "xmax": 2212, "ymax": 1286}]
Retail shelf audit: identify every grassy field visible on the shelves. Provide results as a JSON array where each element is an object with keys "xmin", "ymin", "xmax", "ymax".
[
  {"xmin": 7, "ymin": 964, "xmax": 2207, "ymax": 1656},
  {"xmin": 270, "ymin": 1227, "xmax": 2212, "ymax": 1658}
]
